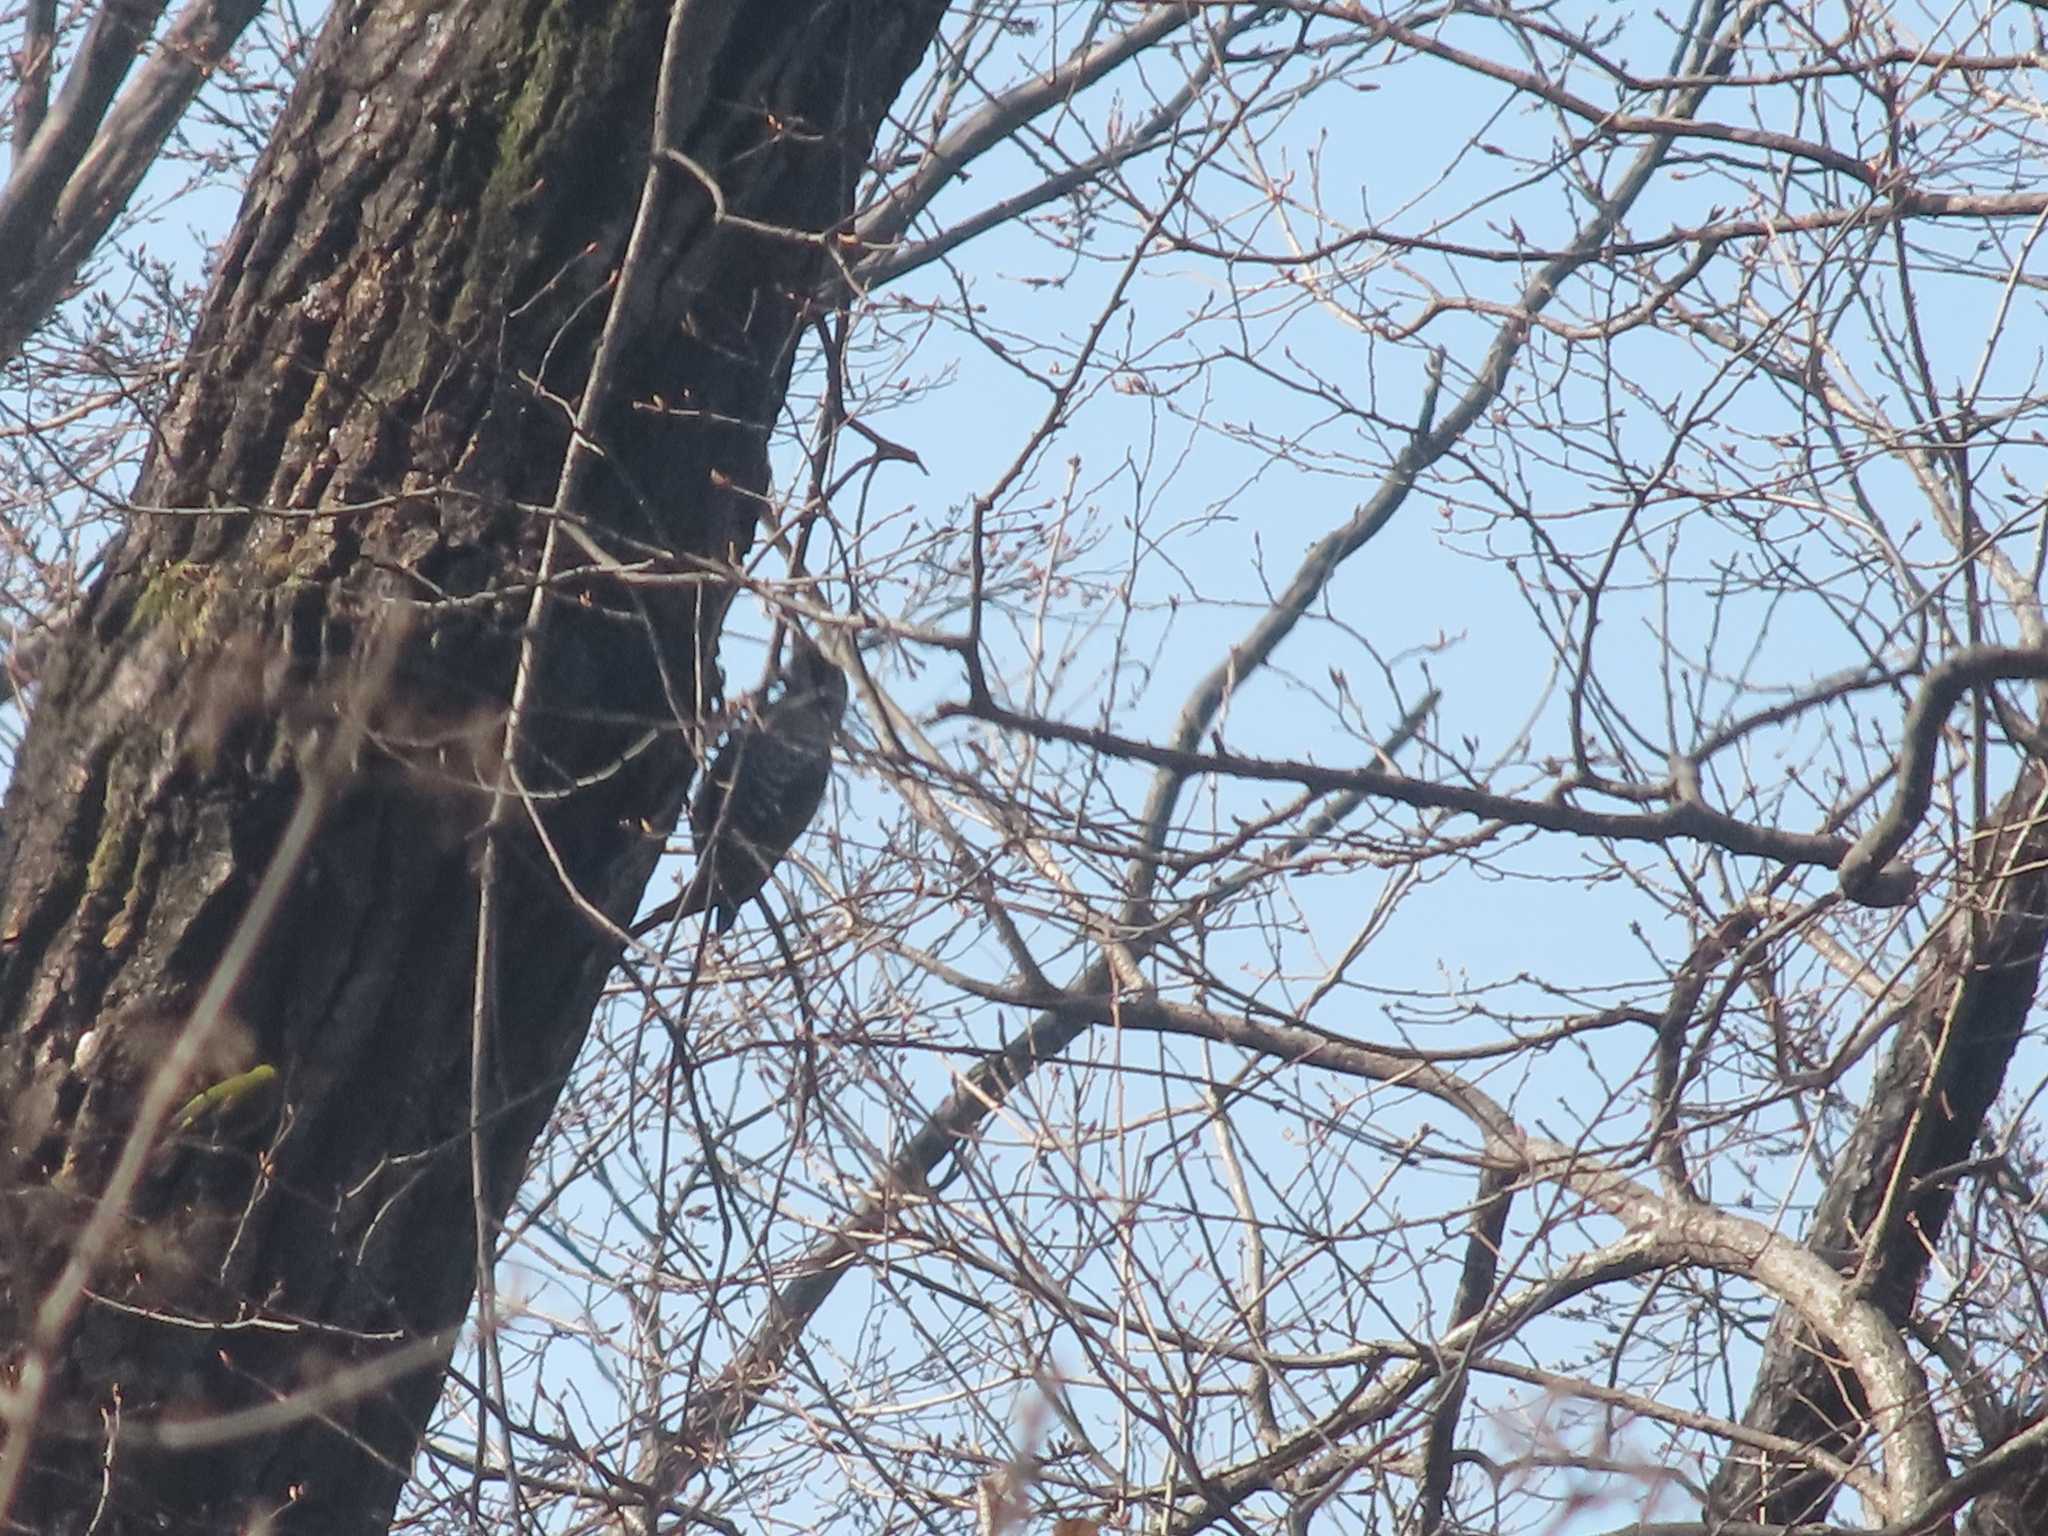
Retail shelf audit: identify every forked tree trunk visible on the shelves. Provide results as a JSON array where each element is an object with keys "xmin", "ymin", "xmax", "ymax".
[
  {"xmin": 0, "ymin": 2, "xmax": 944, "ymax": 1530},
  {"xmin": 1709, "ymin": 765, "xmax": 2048, "ymax": 1531}
]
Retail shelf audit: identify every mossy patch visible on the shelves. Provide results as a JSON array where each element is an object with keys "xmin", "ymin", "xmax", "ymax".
[
  {"xmin": 85, "ymin": 805, "xmax": 139, "ymax": 897},
  {"xmin": 127, "ymin": 562, "xmax": 222, "ymax": 652}
]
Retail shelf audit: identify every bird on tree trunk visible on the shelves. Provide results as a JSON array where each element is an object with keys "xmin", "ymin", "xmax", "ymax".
[{"xmin": 676, "ymin": 632, "xmax": 847, "ymax": 932}]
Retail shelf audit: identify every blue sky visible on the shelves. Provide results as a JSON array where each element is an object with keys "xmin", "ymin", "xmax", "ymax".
[
  {"xmin": 512, "ymin": 6, "xmax": 2048, "ymax": 1528},
  {"xmin": 8, "ymin": 2, "xmax": 2047, "ymax": 1530}
]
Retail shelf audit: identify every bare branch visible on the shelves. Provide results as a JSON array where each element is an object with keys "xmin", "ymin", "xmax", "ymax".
[
  {"xmin": 0, "ymin": 0, "xmax": 267, "ymax": 358},
  {"xmin": 1839, "ymin": 646, "xmax": 2048, "ymax": 902}
]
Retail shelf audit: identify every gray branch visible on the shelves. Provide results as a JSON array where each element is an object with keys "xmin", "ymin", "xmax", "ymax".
[
  {"xmin": 1838, "ymin": 645, "xmax": 2048, "ymax": 902},
  {"xmin": 0, "ymin": 0, "xmax": 267, "ymax": 360}
]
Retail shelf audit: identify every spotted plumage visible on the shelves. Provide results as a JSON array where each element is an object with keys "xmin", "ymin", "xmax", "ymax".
[{"xmin": 676, "ymin": 634, "xmax": 847, "ymax": 931}]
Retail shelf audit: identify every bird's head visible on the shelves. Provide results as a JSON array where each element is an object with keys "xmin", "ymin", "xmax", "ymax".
[{"xmin": 784, "ymin": 630, "xmax": 849, "ymax": 722}]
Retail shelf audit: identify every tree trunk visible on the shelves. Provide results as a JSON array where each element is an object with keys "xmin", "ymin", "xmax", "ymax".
[
  {"xmin": 1708, "ymin": 765, "xmax": 2048, "ymax": 1528},
  {"xmin": 0, "ymin": 2, "xmax": 945, "ymax": 1530}
]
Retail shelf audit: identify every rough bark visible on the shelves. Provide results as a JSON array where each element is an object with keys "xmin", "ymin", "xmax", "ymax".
[
  {"xmin": 1708, "ymin": 765, "xmax": 2048, "ymax": 1529},
  {"xmin": 0, "ymin": 2, "xmax": 946, "ymax": 1531}
]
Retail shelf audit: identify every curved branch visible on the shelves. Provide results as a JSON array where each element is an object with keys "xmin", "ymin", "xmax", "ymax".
[
  {"xmin": 852, "ymin": 3, "xmax": 1195, "ymax": 265},
  {"xmin": 1838, "ymin": 645, "xmax": 2048, "ymax": 902},
  {"xmin": 1091, "ymin": 992, "xmax": 1946, "ymax": 1528}
]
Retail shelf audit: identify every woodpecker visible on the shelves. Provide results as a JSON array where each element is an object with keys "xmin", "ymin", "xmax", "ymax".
[{"xmin": 675, "ymin": 633, "xmax": 847, "ymax": 931}]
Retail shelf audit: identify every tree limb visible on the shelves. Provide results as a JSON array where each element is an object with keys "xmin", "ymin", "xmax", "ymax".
[
  {"xmin": 0, "ymin": 0, "xmax": 268, "ymax": 360},
  {"xmin": 1838, "ymin": 645, "xmax": 2048, "ymax": 902}
]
